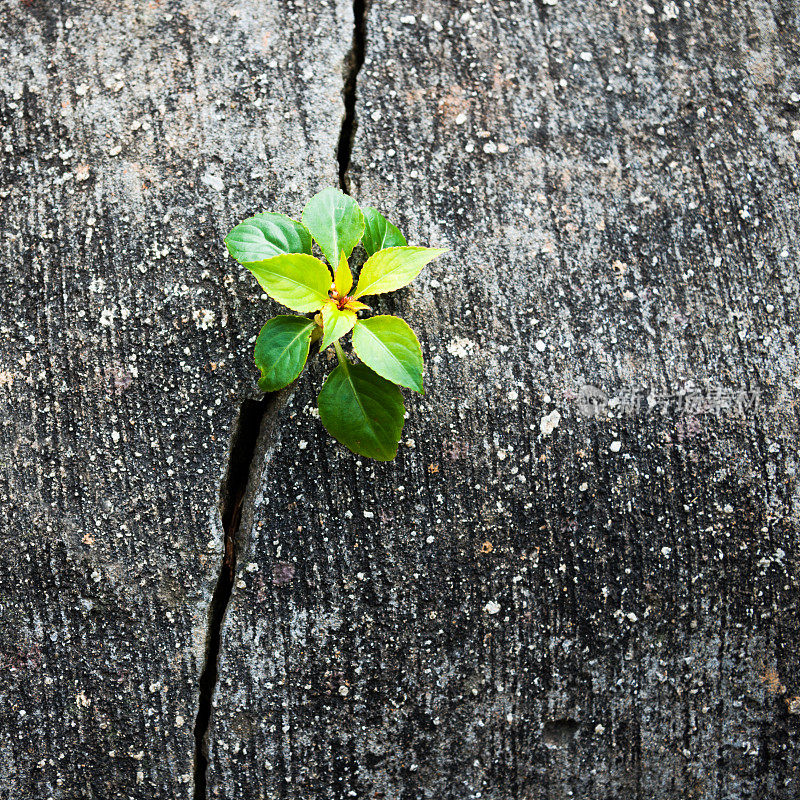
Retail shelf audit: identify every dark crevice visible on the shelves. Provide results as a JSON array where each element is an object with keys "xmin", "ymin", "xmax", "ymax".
[
  {"xmin": 542, "ymin": 719, "xmax": 580, "ymax": 746},
  {"xmin": 192, "ymin": 3, "xmax": 369, "ymax": 794},
  {"xmin": 337, "ymin": 0, "xmax": 367, "ymax": 193},
  {"xmin": 192, "ymin": 392, "xmax": 283, "ymax": 800}
]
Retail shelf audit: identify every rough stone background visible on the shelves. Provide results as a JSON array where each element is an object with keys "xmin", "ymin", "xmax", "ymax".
[
  {"xmin": 0, "ymin": 0, "xmax": 350, "ymax": 797},
  {"xmin": 2, "ymin": 1, "xmax": 800, "ymax": 799}
]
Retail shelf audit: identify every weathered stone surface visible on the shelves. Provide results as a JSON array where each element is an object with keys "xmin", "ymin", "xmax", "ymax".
[
  {"xmin": 209, "ymin": 1, "xmax": 800, "ymax": 798},
  {"xmin": 0, "ymin": 1, "xmax": 349, "ymax": 797}
]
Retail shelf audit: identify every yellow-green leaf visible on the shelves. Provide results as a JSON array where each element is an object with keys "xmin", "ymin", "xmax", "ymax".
[
  {"xmin": 320, "ymin": 301, "xmax": 357, "ymax": 351},
  {"xmin": 344, "ymin": 299, "xmax": 370, "ymax": 312},
  {"xmin": 245, "ymin": 253, "xmax": 332, "ymax": 312},
  {"xmin": 353, "ymin": 246, "xmax": 447, "ymax": 298},
  {"xmin": 334, "ymin": 250, "xmax": 353, "ymax": 296}
]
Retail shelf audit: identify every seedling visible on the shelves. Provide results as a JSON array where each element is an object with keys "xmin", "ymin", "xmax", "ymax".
[{"xmin": 224, "ymin": 187, "xmax": 446, "ymax": 461}]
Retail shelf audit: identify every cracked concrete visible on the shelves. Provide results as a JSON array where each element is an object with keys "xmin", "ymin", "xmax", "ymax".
[
  {"xmin": 3, "ymin": 1, "xmax": 800, "ymax": 798},
  {"xmin": 192, "ymin": 3, "xmax": 368, "ymax": 796},
  {"xmin": 0, "ymin": 1, "xmax": 351, "ymax": 796},
  {"xmin": 192, "ymin": 395, "xmax": 272, "ymax": 799}
]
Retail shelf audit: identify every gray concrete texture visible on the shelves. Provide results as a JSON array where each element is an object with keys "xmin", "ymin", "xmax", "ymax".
[{"xmin": 1, "ymin": 1, "xmax": 799, "ymax": 799}]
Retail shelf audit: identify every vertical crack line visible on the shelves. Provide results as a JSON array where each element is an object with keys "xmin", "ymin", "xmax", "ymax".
[
  {"xmin": 337, "ymin": 0, "xmax": 367, "ymax": 193},
  {"xmin": 192, "ymin": 2, "xmax": 368, "ymax": 791},
  {"xmin": 192, "ymin": 393, "xmax": 281, "ymax": 800}
]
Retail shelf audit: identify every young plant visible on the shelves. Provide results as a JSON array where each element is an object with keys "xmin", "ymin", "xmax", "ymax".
[{"xmin": 224, "ymin": 187, "xmax": 447, "ymax": 461}]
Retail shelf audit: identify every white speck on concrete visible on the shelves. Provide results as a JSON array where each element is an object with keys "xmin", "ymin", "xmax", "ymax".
[
  {"xmin": 201, "ymin": 171, "xmax": 224, "ymax": 192},
  {"xmin": 663, "ymin": 1, "xmax": 679, "ymax": 19},
  {"xmin": 446, "ymin": 337, "xmax": 476, "ymax": 358},
  {"xmin": 540, "ymin": 409, "xmax": 561, "ymax": 436},
  {"xmin": 192, "ymin": 309, "xmax": 214, "ymax": 330}
]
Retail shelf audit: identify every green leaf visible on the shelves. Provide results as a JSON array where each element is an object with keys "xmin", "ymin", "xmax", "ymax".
[
  {"xmin": 254, "ymin": 315, "xmax": 315, "ymax": 392},
  {"xmin": 320, "ymin": 301, "xmax": 357, "ymax": 351},
  {"xmin": 301, "ymin": 187, "xmax": 365, "ymax": 267},
  {"xmin": 351, "ymin": 315, "xmax": 423, "ymax": 393},
  {"xmin": 361, "ymin": 207, "xmax": 407, "ymax": 256},
  {"xmin": 225, "ymin": 213, "xmax": 312, "ymax": 263},
  {"xmin": 318, "ymin": 360, "xmax": 405, "ymax": 461},
  {"xmin": 352, "ymin": 246, "xmax": 447, "ymax": 298},
  {"xmin": 245, "ymin": 253, "xmax": 332, "ymax": 312}
]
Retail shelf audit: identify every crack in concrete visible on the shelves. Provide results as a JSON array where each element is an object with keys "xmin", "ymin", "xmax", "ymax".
[
  {"xmin": 191, "ymin": 2, "xmax": 369, "ymax": 796},
  {"xmin": 337, "ymin": 0, "xmax": 368, "ymax": 194},
  {"xmin": 191, "ymin": 394, "xmax": 275, "ymax": 799}
]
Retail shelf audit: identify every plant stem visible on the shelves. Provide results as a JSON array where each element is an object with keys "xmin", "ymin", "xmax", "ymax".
[{"xmin": 333, "ymin": 340, "xmax": 347, "ymax": 366}]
